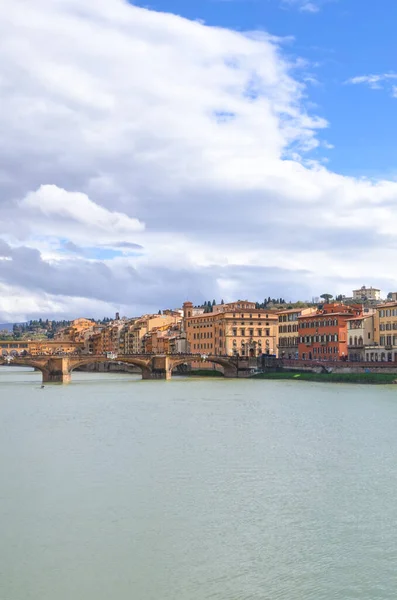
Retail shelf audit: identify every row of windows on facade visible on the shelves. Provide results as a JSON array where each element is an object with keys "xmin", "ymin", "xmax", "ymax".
[
  {"xmin": 191, "ymin": 321, "xmax": 269, "ymax": 329},
  {"xmin": 193, "ymin": 332, "xmax": 213, "ymax": 339},
  {"xmin": 279, "ymin": 325, "xmax": 298, "ymax": 333},
  {"xmin": 379, "ymin": 336, "xmax": 397, "ymax": 346},
  {"xmin": 189, "ymin": 313, "xmax": 269, "ymax": 324},
  {"xmin": 278, "ymin": 314, "xmax": 299, "ymax": 322},
  {"xmin": 379, "ymin": 323, "xmax": 397, "ymax": 331},
  {"xmin": 300, "ymin": 319, "xmax": 339, "ymax": 329},
  {"xmin": 191, "ymin": 341, "xmax": 264, "ymax": 351},
  {"xmin": 365, "ymin": 352, "xmax": 397, "ymax": 361},
  {"xmin": 278, "ymin": 337, "xmax": 299, "ymax": 346},
  {"xmin": 232, "ymin": 328, "xmax": 270, "ymax": 337},
  {"xmin": 301, "ymin": 347, "xmax": 339, "ymax": 357},
  {"xmin": 300, "ymin": 334, "xmax": 339, "ymax": 343},
  {"xmin": 379, "ymin": 309, "xmax": 397, "ymax": 317},
  {"xmin": 348, "ymin": 336, "xmax": 364, "ymax": 346},
  {"xmin": 193, "ymin": 328, "xmax": 270, "ymax": 339}
]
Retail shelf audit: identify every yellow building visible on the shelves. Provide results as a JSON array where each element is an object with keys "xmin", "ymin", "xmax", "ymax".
[
  {"xmin": 277, "ymin": 307, "xmax": 317, "ymax": 358},
  {"xmin": 183, "ymin": 301, "xmax": 278, "ymax": 357},
  {"xmin": 373, "ymin": 302, "xmax": 397, "ymax": 361},
  {"xmin": 121, "ymin": 314, "xmax": 181, "ymax": 354},
  {"xmin": 55, "ymin": 318, "xmax": 95, "ymax": 342},
  {"xmin": 347, "ymin": 313, "xmax": 375, "ymax": 361}
]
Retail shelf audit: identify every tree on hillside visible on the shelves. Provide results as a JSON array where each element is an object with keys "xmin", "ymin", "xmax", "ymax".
[{"xmin": 320, "ymin": 293, "xmax": 333, "ymax": 303}]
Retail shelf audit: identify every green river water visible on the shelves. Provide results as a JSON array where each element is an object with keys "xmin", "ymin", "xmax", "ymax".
[{"xmin": 1, "ymin": 367, "xmax": 397, "ymax": 599}]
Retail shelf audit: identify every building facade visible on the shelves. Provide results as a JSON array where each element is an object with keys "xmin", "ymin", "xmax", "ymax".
[
  {"xmin": 353, "ymin": 286, "xmax": 381, "ymax": 301},
  {"xmin": 373, "ymin": 302, "xmax": 397, "ymax": 362},
  {"xmin": 298, "ymin": 303, "xmax": 363, "ymax": 360},
  {"xmin": 183, "ymin": 301, "xmax": 278, "ymax": 357},
  {"xmin": 277, "ymin": 307, "xmax": 317, "ymax": 358},
  {"xmin": 347, "ymin": 313, "xmax": 375, "ymax": 361}
]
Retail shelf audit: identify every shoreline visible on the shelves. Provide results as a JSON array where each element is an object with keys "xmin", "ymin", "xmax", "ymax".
[
  {"xmin": 251, "ymin": 371, "xmax": 397, "ymax": 385},
  {"xmin": 179, "ymin": 369, "xmax": 397, "ymax": 384}
]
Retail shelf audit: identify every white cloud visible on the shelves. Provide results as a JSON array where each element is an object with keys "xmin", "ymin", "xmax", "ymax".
[
  {"xmin": 18, "ymin": 184, "xmax": 144, "ymax": 245},
  {"xmin": 299, "ymin": 2, "xmax": 320, "ymax": 12},
  {"xmin": 282, "ymin": 0, "xmax": 320, "ymax": 12},
  {"xmin": 0, "ymin": 0, "xmax": 397, "ymax": 320},
  {"xmin": 347, "ymin": 73, "xmax": 397, "ymax": 96}
]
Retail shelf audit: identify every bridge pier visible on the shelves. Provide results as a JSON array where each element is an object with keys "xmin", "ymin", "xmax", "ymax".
[
  {"xmin": 142, "ymin": 356, "xmax": 172, "ymax": 380},
  {"xmin": 42, "ymin": 358, "xmax": 71, "ymax": 384}
]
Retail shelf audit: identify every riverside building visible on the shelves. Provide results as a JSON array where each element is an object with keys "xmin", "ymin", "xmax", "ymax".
[
  {"xmin": 298, "ymin": 303, "xmax": 363, "ymax": 361},
  {"xmin": 183, "ymin": 301, "xmax": 278, "ymax": 357}
]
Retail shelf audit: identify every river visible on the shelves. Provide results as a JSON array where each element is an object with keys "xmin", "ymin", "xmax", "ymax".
[{"xmin": 1, "ymin": 367, "xmax": 397, "ymax": 599}]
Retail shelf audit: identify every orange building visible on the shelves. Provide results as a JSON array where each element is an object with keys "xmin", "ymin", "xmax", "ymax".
[
  {"xmin": 183, "ymin": 300, "xmax": 278, "ymax": 357},
  {"xmin": 298, "ymin": 303, "xmax": 363, "ymax": 361},
  {"xmin": 277, "ymin": 307, "xmax": 317, "ymax": 358},
  {"xmin": 55, "ymin": 318, "xmax": 95, "ymax": 342}
]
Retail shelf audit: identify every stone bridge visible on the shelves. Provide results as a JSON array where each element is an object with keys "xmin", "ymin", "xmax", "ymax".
[{"xmin": 0, "ymin": 353, "xmax": 249, "ymax": 383}]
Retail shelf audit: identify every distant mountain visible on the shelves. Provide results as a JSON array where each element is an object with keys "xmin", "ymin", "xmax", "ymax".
[{"xmin": 0, "ymin": 323, "xmax": 15, "ymax": 332}]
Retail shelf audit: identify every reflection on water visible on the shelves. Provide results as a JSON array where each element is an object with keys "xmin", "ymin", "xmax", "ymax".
[{"xmin": 1, "ymin": 367, "xmax": 397, "ymax": 600}]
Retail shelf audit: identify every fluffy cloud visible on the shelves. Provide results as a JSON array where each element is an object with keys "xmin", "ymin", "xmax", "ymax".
[{"xmin": 0, "ymin": 0, "xmax": 397, "ymax": 320}]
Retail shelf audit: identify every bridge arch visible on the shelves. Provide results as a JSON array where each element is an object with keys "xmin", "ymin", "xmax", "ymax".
[
  {"xmin": 0, "ymin": 358, "xmax": 47, "ymax": 374},
  {"xmin": 169, "ymin": 356, "xmax": 238, "ymax": 378},
  {"xmin": 68, "ymin": 356, "xmax": 152, "ymax": 380}
]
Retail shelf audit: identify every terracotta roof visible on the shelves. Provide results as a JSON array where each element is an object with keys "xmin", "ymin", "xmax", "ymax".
[
  {"xmin": 376, "ymin": 302, "xmax": 397, "ymax": 308},
  {"xmin": 346, "ymin": 315, "xmax": 373, "ymax": 321},
  {"xmin": 298, "ymin": 312, "xmax": 360, "ymax": 319},
  {"xmin": 277, "ymin": 308, "xmax": 313, "ymax": 314}
]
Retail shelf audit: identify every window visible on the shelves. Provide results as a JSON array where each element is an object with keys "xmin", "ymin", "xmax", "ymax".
[
  {"xmin": 233, "ymin": 328, "xmax": 237, "ymax": 336},
  {"xmin": 249, "ymin": 329, "xmax": 254, "ymax": 336},
  {"xmin": 258, "ymin": 329, "xmax": 262, "ymax": 336},
  {"xmin": 266, "ymin": 329, "xmax": 270, "ymax": 336},
  {"xmin": 240, "ymin": 328, "xmax": 245, "ymax": 336}
]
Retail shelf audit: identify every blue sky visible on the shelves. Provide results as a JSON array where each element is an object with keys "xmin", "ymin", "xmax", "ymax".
[{"xmin": 133, "ymin": 0, "xmax": 397, "ymax": 178}]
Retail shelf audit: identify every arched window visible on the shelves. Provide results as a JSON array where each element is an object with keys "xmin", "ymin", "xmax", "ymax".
[{"xmin": 354, "ymin": 336, "xmax": 357, "ymax": 346}]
